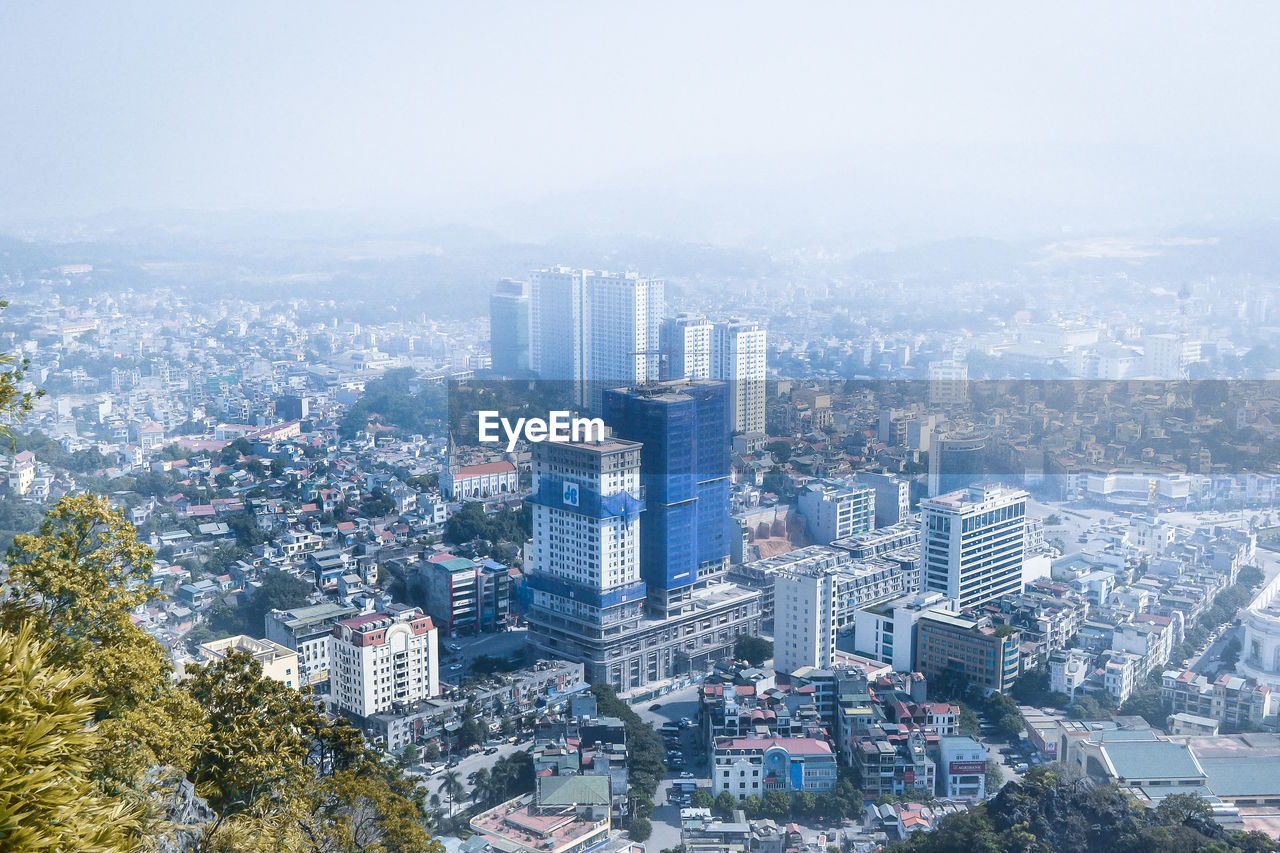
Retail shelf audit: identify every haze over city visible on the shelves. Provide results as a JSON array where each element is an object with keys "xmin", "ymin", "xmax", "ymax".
[{"xmin": 4, "ymin": 2, "xmax": 1280, "ymax": 243}]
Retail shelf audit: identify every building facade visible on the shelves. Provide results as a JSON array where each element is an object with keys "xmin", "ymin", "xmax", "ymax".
[
  {"xmin": 797, "ymin": 482, "xmax": 875, "ymax": 544},
  {"xmin": 920, "ymin": 483, "xmax": 1027, "ymax": 610},
  {"xmin": 773, "ymin": 566, "xmax": 838, "ymax": 676},
  {"xmin": 526, "ymin": 437, "xmax": 762, "ymax": 693},
  {"xmin": 440, "ymin": 459, "xmax": 519, "ymax": 501},
  {"xmin": 602, "ymin": 380, "xmax": 732, "ymax": 617},
  {"xmin": 330, "ymin": 605, "xmax": 440, "ymax": 720},
  {"xmin": 914, "ymin": 610, "xmax": 1022, "ymax": 694},
  {"xmin": 660, "ymin": 313, "xmax": 712, "ymax": 380},
  {"xmin": 852, "ymin": 471, "xmax": 912, "ymax": 528},
  {"xmin": 927, "ymin": 431, "xmax": 987, "ymax": 497},
  {"xmin": 710, "ymin": 318, "xmax": 766, "ymax": 436},
  {"xmin": 939, "ymin": 735, "xmax": 988, "ymax": 801},
  {"xmin": 712, "ymin": 736, "xmax": 837, "ymax": 800},
  {"xmin": 197, "ymin": 635, "xmax": 300, "ymax": 690},
  {"xmin": 265, "ymin": 601, "xmax": 359, "ymax": 686},
  {"xmin": 490, "ymin": 278, "xmax": 530, "ymax": 375},
  {"xmin": 528, "ymin": 266, "xmax": 665, "ymax": 411}
]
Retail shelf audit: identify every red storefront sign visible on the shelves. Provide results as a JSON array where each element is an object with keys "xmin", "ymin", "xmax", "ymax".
[{"xmin": 949, "ymin": 761, "xmax": 986, "ymax": 774}]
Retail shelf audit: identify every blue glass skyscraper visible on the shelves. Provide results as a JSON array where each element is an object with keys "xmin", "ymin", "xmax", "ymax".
[{"xmin": 602, "ymin": 379, "xmax": 731, "ymax": 617}]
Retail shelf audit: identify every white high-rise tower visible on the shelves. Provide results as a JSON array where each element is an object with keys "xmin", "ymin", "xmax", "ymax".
[
  {"xmin": 711, "ymin": 318, "xmax": 766, "ymax": 435},
  {"xmin": 660, "ymin": 313, "xmax": 712, "ymax": 380},
  {"xmin": 525, "ymin": 437, "xmax": 648, "ymax": 681},
  {"xmin": 920, "ymin": 483, "xmax": 1027, "ymax": 610},
  {"xmin": 528, "ymin": 267, "xmax": 664, "ymax": 410}
]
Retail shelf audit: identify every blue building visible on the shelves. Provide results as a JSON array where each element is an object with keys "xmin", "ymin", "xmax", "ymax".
[
  {"xmin": 489, "ymin": 278, "xmax": 530, "ymax": 375},
  {"xmin": 602, "ymin": 379, "xmax": 731, "ymax": 617}
]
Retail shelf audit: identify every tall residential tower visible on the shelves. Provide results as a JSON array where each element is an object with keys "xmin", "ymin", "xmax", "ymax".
[
  {"xmin": 710, "ymin": 318, "xmax": 766, "ymax": 435},
  {"xmin": 528, "ymin": 267, "xmax": 664, "ymax": 410},
  {"xmin": 525, "ymin": 434, "xmax": 762, "ymax": 693},
  {"xmin": 489, "ymin": 278, "xmax": 530, "ymax": 375},
  {"xmin": 602, "ymin": 380, "xmax": 732, "ymax": 618}
]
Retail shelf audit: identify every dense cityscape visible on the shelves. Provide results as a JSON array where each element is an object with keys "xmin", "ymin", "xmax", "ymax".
[{"xmin": 2, "ymin": 242, "xmax": 1280, "ymax": 852}]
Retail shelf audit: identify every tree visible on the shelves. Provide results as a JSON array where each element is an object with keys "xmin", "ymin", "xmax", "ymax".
[
  {"xmin": 401, "ymin": 743, "xmax": 420, "ymax": 766},
  {"xmin": 1229, "ymin": 831, "xmax": 1280, "ymax": 853},
  {"xmin": 766, "ymin": 439, "xmax": 793, "ymax": 463},
  {"xmin": 793, "ymin": 790, "xmax": 817, "ymax": 818},
  {"xmin": 0, "ymin": 494, "xmax": 439, "ymax": 853},
  {"xmin": 437, "ymin": 771, "xmax": 464, "ymax": 817},
  {"xmin": 691, "ymin": 789, "xmax": 715, "ymax": 809},
  {"xmin": 1068, "ymin": 696, "xmax": 1111, "ymax": 721},
  {"xmin": 1119, "ymin": 683, "xmax": 1168, "ymax": 728},
  {"xmin": 587, "ymin": 683, "xmax": 665, "ymax": 801},
  {"xmin": 985, "ymin": 758, "xmax": 1004, "ymax": 792},
  {"xmin": 470, "ymin": 768, "xmax": 492, "ymax": 806},
  {"xmin": 184, "ymin": 651, "xmax": 318, "ymax": 816},
  {"xmin": 813, "ymin": 792, "xmax": 848, "ymax": 824},
  {"xmin": 1220, "ymin": 637, "xmax": 1243, "ymax": 669},
  {"xmin": 998, "ymin": 712, "xmax": 1025, "ymax": 742},
  {"xmin": 1238, "ymin": 565, "xmax": 1264, "ymax": 590},
  {"xmin": 0, "ymin": 301, "xmax": 41, "ymax": 435},
  {"xmin": 0, "ymin": 621, "xmax": 146, "ymax": 852},
  {"xmin": 457, "ymin": 718, "xmax": 487, "ymax": 749},
  {"xmin": 300, "ymin": 761, "xmax": 439, "ymax": 853},
  {"xmin": 1, "ymin": 493, "xmax": 206, "ymax": 795},
  {"xmin": 735, "ymin": 635, "xmax": 773, "ymax": 666},
  {"xmin": 629, "ymin": 816, "xmax": 653, "ymax": 842},
  {"xmin": 714, "ymin": 791, "xmax": 738, "ymax": 817},
  {"xmin": 214, "ymin": 569, "xmax": 314, "ymax": 637},
  {"xmin": 1156, "ymin": 793, "xmax": 1214, "ymax": 827},
  {"xmin": 762, "ymin": 789, "xmax": 793, "ymax": 820},
  {"xmin": 958, "ymin": 703, "xmax": 982, "ymax": 737},
  {"xmin": 423, "ymin": 742, "xmax": 442, "ymax": 763}
]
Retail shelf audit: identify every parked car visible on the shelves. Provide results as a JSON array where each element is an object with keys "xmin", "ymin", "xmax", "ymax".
[
  {"xmin": 484, "ymin": 746, "xmax": 499, "ymax": 755},
  {"xmin": 649, "ymin": 704, "xmax": 662, "ymax": 712},
  {"xmin": 1014, "ymin": 762, "xmax": 1029, "ymax": 773},
  {"xmin": 679, "ymin": 771, "xmax": 695, "ymax": 778}
]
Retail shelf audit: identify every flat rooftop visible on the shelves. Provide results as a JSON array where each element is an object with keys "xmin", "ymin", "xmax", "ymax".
[{"xmin": 470, "ymin": 796, "xmax": 608, "ymax": 853}]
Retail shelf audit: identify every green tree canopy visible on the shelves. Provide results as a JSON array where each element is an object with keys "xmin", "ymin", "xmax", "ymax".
[{"xmin": 735, "ymin": 635, "xmax": 773, "ymax": 666}]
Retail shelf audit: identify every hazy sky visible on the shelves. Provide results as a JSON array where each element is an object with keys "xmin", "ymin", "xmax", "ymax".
[{"xmin": 3, "ymin": 2, "xmax": 1278, "ymax": 235}]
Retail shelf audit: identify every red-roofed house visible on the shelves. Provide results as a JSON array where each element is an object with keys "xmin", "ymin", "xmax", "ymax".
[{"xmin": 441, "ymin": 459, "xmax": 518, "ymax": 500}]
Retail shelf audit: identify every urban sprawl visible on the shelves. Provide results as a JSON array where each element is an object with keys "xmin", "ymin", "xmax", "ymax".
[{"xmin": 5, "ymin": 264, "xmax": 1280, "ymax": 849}]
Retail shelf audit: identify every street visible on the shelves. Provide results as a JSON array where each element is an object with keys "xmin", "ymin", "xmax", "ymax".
[
  {"xmin": 1191, "ymin": 547, "xmax": 1280, "ymax": 675},
  {"xmin": 439, "ymin": 626, "xmax": 530, "ymax": 682},
  {"xmin": 632, "ymin": 683, "xmax": 710, "ymax": 851},
  {"xmin": 408, "ymin": 740, "xmax": 531, "ymax": 812}
]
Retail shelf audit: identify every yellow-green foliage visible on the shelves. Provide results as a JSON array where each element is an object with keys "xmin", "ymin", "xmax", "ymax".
[
  {"xmin": 1, "ymin": 492, "xmax": 445, "ymax": 853},
  {"xmin": 0, "ymin": 621, "xmax": 145, "ymax": 852}
]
